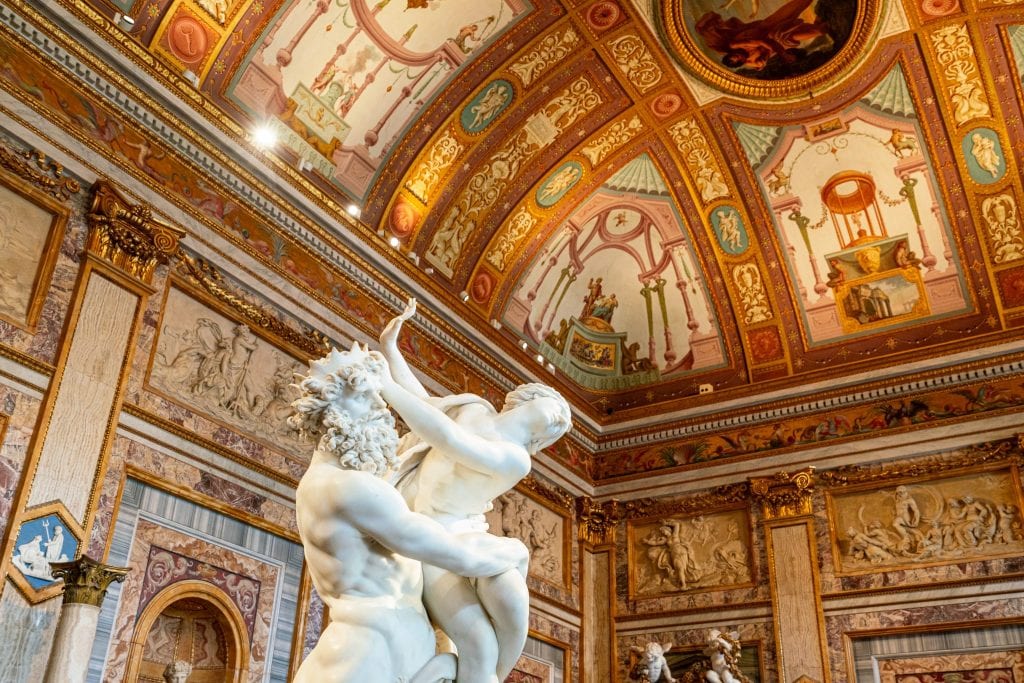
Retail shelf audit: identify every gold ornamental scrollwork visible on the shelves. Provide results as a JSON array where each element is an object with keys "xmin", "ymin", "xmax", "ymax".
[
  {"xmin": 576, "ymin": 496, "xmax": 621, "ymax": 545},
  {"xmin": 177, "ymin": 253, "xmax": 331, "ymax": 358},
  {"xmin": 87, "ymin": 181, "xmax": 185, "ymax": 284},
  {"xmin": 518, "ymin": 474, "xmax": 574, "ymax": 513},
  {"xmin": 621, "ymin": 481, "xmax": 751, "ymax": 520},
  {"xmin": 50, "ymin": 555, "xmax": 129, "ymax": 607},
  {"xmin": 749, "ymin": 467, "xmax": 815, "ymax": 519},
  {"xmin": 819, "ymin": 436, "xmax": 1023, "ymax": 488},
  {"xmin": 0, "ymin": 145, "xmax": 80, "ymax": 201}
]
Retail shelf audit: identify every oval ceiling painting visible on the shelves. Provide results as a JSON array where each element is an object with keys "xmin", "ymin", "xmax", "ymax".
[{"xmin": 656, "ymin": 0, "xmax": 880, "ymax": 97}]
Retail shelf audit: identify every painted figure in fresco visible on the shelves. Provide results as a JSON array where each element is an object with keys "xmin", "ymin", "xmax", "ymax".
[
  {"xmin": 716, "ymin": 208, "xmax": 743, "ymax": 252},
  {"xmin": 718, "ymin": 0, "xmax": 761, "ymax": 20},
  {"xmin": 582, "ymin": 277, "xmax": 603, "ymax": 318},
  {"xmin": 379, "ymin": 298, "xmax": 572, "ymax": 683},
  {"xmin": 539, "ymin": 164, "xmax": 581, "ymax": 203},
  {"xmin": 886, "ymin": 129, "xmax": 917, "ymax": 158},
  {"xmin": 289, "ymin": 344, "xmax": 527, "ymax": 683},
  {"xmin": 970, "ymin": 132, "xmax": 1001, "ymax": 178},
  {"xmin": 694, "ymin": 0, "xmax": 831, "ymax": 72},
  {"xmin": 591, "ymin": 293, "xmax": 619, "ymax": 324},
  {"xmin": 766, "ymin": 163, "xmax": 791, "ymax": 195}
]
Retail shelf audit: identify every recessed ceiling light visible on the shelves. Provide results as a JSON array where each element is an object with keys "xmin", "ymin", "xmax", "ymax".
[
  {"xmin": 535, "ymin": 354, "xmax": 545, "ymax": 363},
  {"xmin": 252, "ymin": 125, "xmax": 277, "ymax": 148},
  {"xmin": 388, "ymin": 236, "xmax": 400, "ymax": 248}
]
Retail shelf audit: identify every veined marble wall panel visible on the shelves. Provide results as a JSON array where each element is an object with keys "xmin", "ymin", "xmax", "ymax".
[
  {"xmin": 145, "ymin": 284, "xmax": 307, "ymax": 458},
  {"xmin": 0, "ymin": 184, "xmax": 61, "ymax": 328},
  {"xmin": 0, "ymin": 584, "xmax": 59, "ymax": 682},
  {"xmin": 0, "ymin": 385, "xmax": 40, "ymax": 538},
  {"xmin": 89, "ymin": 478, "xmax": 305, "ymax": 683},
  {"xmin": 85, "ymin": 435, "xmax": 298, "ymax": 559},
  {"xmin": 26, "ymin": 275, "xmax": 138, "ymax": 520},
  {"xmin": 511, "ymin": 634, "xmax": 567, "ymax": 683}
]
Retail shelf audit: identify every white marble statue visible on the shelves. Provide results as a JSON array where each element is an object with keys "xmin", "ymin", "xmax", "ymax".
[
  {"xmin": 629, "ymin": 641, "xmax": 676, "ymax": 683},
  {"xmin": 289, "ymin": 342, "xmax": 529, "ymax": 683},
  {"xmin": 705, "ymin": 629, "xmax": 746, "ymax": 683},
  {"xmin": 379, "ymin": 299, "xmax": 572, "ymax": 683},
  {"xmin": 162, "ymin": 660, "xmax": 191, "ymax": 683}
]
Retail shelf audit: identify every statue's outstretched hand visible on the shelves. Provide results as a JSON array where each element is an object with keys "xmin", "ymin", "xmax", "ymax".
[
  {"xmin": 462, "ymin": 535, "xmax": 528, "ymax": 577},
  {"xmin": 380, "ymin": 297, "xmax": 417, "ymax": 349}
]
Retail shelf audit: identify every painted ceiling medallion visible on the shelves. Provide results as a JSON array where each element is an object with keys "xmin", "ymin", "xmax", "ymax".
[{"xmin": 656, "ymin": 0, "xmax": 881, "ymax": 98}]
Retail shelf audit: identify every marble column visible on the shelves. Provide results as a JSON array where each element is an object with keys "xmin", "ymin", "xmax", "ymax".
[
  {"xmin": 749, "ymin": 468, "xmax": 830, "ymax": 683},
  {"xmin": 43, "ymin": 557, "xmax": 129, "ymax": 683},
  {"xmin": 577, "ymin": 497, "xmax": 621, "ymax": 683}
]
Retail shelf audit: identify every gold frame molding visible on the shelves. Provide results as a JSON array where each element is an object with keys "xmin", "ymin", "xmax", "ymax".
[{"xmin": 511, "ymin": 475, "xmax": 575, "ymax": 591}]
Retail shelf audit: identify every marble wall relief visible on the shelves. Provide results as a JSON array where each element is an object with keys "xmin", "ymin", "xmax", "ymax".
[
  {"xmin": 146, "ymin": 283, "xmax": 307, "ymax": 456},
  {"xmin": 7, "ymin": 502, "xmax": 82, "ymax": 603},
  {"xmin": 878, "ymin": 650, "xmax": 1024, "ymax": 683},
  {"xmin": 827, "ymin": 468, "xmax": 1024, "ymax": 575},
  {"xmin": 735, "ymin": 63, "xmax": 968, "ymax": 344},
  {"xmin": 627, "ymin": 507, "xmax": 754, "ymax": 598},
  {"xmin": 485, "ymin": 487, "xmax": 571, "ymax": 589},
  {"xmin": 0, "ymin": 177, "xmax": 68, "ymax": 331}
]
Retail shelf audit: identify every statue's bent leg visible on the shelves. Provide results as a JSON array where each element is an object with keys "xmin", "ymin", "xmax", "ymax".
[
  {"xmin": 409, "ymin": 653, "xmax": 457, "ymax": 683},
  {"xmin": 475, "ymin": 567, "xmax": 530, "ymax": 680},
  {"xmin": 422, "ymin": 564, "xmax": 500, "ymax": 683},
  {"xmin": 294, "ymin": 622, "xmax": 393, "ymax": 683}
]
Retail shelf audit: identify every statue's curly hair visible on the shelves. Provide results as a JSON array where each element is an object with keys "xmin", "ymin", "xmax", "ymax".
[{"xmin": 289, "ymin": 345, "xmax": 399, "ymax": 476}]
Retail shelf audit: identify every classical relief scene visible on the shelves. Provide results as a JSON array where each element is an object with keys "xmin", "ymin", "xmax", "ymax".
[
  {"xmin": 629, "ymin": 508, "xmax": 753, "ymax": 598},
  {"xmin": 505, "ymin": 154, "xmax": 726, "ymax": 391},
  {"xmin": 228, "ymin": 0, "xmax": 527, "ymax": 197},
  {"xmin": 486, "ymin": 489, "xmax": 569, "ymax": 588},
  {"xmin": 878, "ymin": 650, "xmax": 1024, "ymax": 683},
  {"xmin": 0, "ymin": 182, "xmax": 61, "ymax": 328},
  {"xmin": 147, "ymin": 285, "xmax": 307, "ymax": 453},
  {"xmin": 829, "ymin": 470, "xmax": 1024, "ymax": 574},
  {"xmin": 736, "ymin": 63, "xmax": 969, "ymax": 343}
]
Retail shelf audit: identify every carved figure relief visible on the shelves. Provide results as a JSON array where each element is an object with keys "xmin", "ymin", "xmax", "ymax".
[
  {"xmin": 486, "ymin": 489, "xmax": 567, "ymax": 586},
  {"xmin": 962, "ymin": 127, "xmax": 1006, "ymax": 184},
  {"xmin": 928, "ymin": 23, "xmax": 991, "ymax": 125},
  {"xmin": 830, "ymin": 471, "xmax": 1024, "ymax": 573},
  {"xmin": 537, "ymin": 162, "xmax": 583, "ymax": 207},
  {"xmin": 732, "ymin": 263, "xmax": 772, "ymax": 324},
  {"xmin": 609, "ymin": 34, "xmax": 663, "ymax": 93},
  {"xmin": 8, "ymin": 510, "xmax": 80, "ymax": 595},
  {"xmin": 461, "ymin": 80, "xmax": 513, "ymax": 134},
  {"xmin": 148, "ymin": 286, "xmax": 306, "ymax": 452},
  {"xmin": 982, "ymin": 194, "xmax": 1024, "ymax": 263},
  {"xmin": 630, "ymin": 509, "xmax": 752, "ymax": 597},
  {"xmin": 711, "ymin": 207, "xmax": 748, "ymax": 255},
  {"xmin": 0, "ymin": 183, "xmax": 62, "ymax": 328}
]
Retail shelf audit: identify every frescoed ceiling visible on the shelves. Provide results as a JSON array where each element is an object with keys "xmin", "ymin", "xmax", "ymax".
[{"xmin": 17, "ymin": 0, "xmax": 1024, "ymax": 476}]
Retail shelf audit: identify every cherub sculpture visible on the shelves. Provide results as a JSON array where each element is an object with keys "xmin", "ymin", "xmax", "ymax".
[
  {"xmin": 704, "ymin": 629, "xmax": 748, "ymax": 683},
  {"xmin": 630, "ymin": 641, "xmax": 676, "ymax": 683}
]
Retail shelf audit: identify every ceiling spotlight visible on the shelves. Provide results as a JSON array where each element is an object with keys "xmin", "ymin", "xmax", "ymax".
[
  {"xmin": 459, "ymin": 291, "xmax": 470, "ymax": 303},
  {"xmin": 520, "ymin": 341, "xmax": 529, "ymax": 350},
  {"xmin": 251, "ymin": 124, "xmax": 277, "ymax": 149},
  {"xmin": 406, "ymin": 251, "xmax": 419, "ymax": 265},
  {"xmin": 490, "ymin": 318, "xmax": 501, "ymax": 329},
  {"xmin": 347, "ymin": 204, "xmax": 361, "ymax": 218},
  {"xmin": 546, "ymin": 362, "xmax": 556, "ymax": 372},
  {"xmin": 297, "ymin": 158, "xmax": 313, "ymax": 172},
  {"xmin": 388, "ymin": 236, "xmax": 401, "ymax": 248},
  {"xmin": 113, "ymin": 12, "xmax": 135, "ymax": 30},
  {"xmin": 182, "ymin": 69, "xmax": 200, "ymax": 87},
  {"xmin": 424, "ymin": 266, "xmax": 434, "ymax": 275},
  {"xmin": 535, "ymin": 354, "xmax": 545, "ymax": 364}
]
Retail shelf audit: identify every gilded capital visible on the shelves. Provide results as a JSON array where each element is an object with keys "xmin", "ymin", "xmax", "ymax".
[
  {"xmin": 749, "ymin": 467, "xmax": 815, "ymax": 520},
  {"xmin": 576, "ymin": 496, "xmax": 621, "ymax": 546},
  {"xmin": 87, "ymin": 181, "xmax": 185, "ymax": 283},
  {"xmin": 50, "ymin": 555, "xmax": 129, "ymax": 607}
]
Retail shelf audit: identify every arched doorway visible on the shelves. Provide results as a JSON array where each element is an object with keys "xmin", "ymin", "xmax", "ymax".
[{"xmin": 124, "ymin": 580, "xmax": 250, "ymax": 683}]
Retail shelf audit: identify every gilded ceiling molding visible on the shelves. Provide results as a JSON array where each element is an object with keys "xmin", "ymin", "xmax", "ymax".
[
  {"xmin": 749, "ymin": 467, "xmax": 816, "ymax": 519},
  {"xmin": 508, "ymin": 25, "xmax": 581, "ymax": 88},
  {"xmin": 818, "ymin": 435, "xmax": 1023, "ymax": 488},
  {"xmin": 927, "ymin": 23, "xmax": 991, "ymax": 126},
  {"xmin": 176, "ymin": 253, "xmax": 331, "ymax": 358},
  {"xmin": 518, "ymin": 475, "xmax": 575, "ymax": 513},
  {"xmin": 86, "ymin": 181, "xmax": 185, "ymax": 284},
  {"xmin": 0, "ymin": 145, "xmax": 80, "ymax": 201},
  {"xmin": 607, "ymin": 34, "xmax": 662, "ymax": 94},
  {"xmin": 667, "ymin": 117, "xmax": 730, "ymax": 206},
  {"xmin": 576, "ymin": 496, "xmax": 622, "ymax": 545},
  {"xmin": 580, "ymin": 114, "xmax": 645, "ymax": 167},
  {"xmin": 620, "ymin": 482, "xmax": 751, "ymax": 520}
]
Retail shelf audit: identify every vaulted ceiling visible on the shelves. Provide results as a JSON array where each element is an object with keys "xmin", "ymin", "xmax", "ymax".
[{"xmin": 24, "ymin": 0, "xmax": 1024, "ymax": 479}]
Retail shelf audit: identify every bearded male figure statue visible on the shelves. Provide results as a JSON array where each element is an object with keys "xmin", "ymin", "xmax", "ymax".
[{"xmin": 289, "ymin": 343, "xmax": 529, "ymax": 683}]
